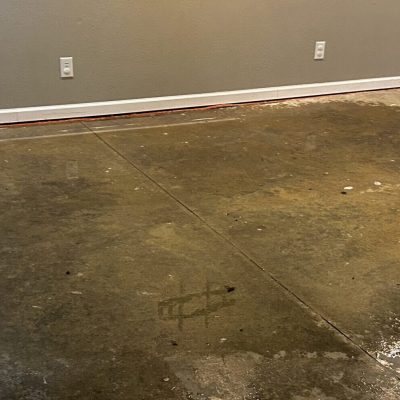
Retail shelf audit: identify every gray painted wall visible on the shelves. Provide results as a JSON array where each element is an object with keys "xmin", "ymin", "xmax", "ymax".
[{"xmin": 1, "ymin": 0, "xmax": 399, "ymax": 109}]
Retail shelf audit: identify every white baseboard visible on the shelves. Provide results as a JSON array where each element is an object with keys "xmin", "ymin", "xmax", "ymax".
[{"xmin": 1, "ymin": 76, "xmax": 399, "ymax": 124}]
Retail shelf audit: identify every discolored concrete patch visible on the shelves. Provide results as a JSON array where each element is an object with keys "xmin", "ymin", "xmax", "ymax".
[{"xmin": 1, "ymin": 90, "xmax": 400, "ymax": 399}]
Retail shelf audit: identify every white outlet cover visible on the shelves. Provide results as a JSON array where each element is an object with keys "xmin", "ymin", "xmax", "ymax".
[
  {"xmin": 60, "ymin": 57, "xmax": 74, "ymax": 78},
  {"xmin": 314, "ymin": 41, "xmax": 326, "ymax": 60}
]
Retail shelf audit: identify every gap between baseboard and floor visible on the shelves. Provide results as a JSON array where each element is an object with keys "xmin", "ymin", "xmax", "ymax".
[{"xmin": 1, "ymin": 76, "xmax": 399, "ymax": 124}]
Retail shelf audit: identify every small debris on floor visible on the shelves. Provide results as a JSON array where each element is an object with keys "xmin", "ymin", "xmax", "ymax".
[
  {"xmin": 341, "ymin": 191, "xmax": 347, "ymax": 195},
  {"xmin": 220, "ymin": 338, "xmax": 227, "ymax": 343},
  {"xmin": 344, "ymin": 186, "xmax": 354, "ymax": 190},
  {"xmin": 137, "ymin": 291, "xmax": 157, "ymax": 296},
  {"xmin": 374, "ymin": 181, "xmax": 382, "ymax": 186},
  {"xmin": 225, "ymin": 286, "xmax": 236, "ymax": 293},
  {"xmin": 162, "ymin": 377, "xmax": 170, "ymax": 382},
  {"xmin": 65, "ymin": 271, "xmax": 70, "ymax": 275},
  {"xmin": 71, "ymin": 291, "xmax": 83, "ymax": 295},
  {"xmin": 170, "ymin": 340, "xmax": 178, "ymax": 346},
  {"xmin": 274, "ymin": 350, "xmax": 287, "ymax": 359}
]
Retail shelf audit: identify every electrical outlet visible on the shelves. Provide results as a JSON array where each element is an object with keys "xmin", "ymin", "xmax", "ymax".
[
  {"xmin": 314, "ymin": 41, "xmax": 326, "ymax": 60},
  {"xmin": 60, "ymin": 57, "xmax": 74, "ymax": 78}
]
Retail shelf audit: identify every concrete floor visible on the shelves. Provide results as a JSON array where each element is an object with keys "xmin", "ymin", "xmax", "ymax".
[{"xmin": 1, "ymin": 90, "xmax": 400, "ymax": 399}]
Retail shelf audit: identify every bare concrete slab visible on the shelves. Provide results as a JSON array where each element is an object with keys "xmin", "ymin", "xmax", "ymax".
[
  {"xmin": 1, "ymin": 91, "xmax": 400, "ymax": 399},
  {"xmin": 96, "ymin": 90, "xmax": 400, "ymax": 377}
]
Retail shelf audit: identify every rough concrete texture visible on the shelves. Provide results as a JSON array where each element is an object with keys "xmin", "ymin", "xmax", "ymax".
[{"xmin": 1, "ymin": 90, "xmax": 400, "ymax": 399}]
